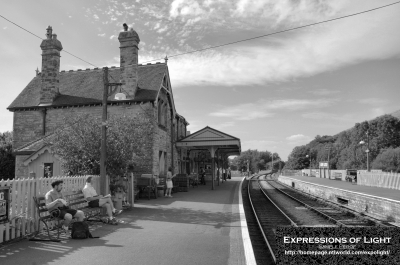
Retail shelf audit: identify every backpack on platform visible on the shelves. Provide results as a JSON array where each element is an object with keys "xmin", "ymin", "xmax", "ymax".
[{"xmin": 71, "ymin": 221, "xmax": 98, "ymax": 239}]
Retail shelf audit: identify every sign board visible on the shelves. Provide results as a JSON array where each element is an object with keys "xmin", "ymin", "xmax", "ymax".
[
  {"xmin": 0, "ymin": 187, "xmax": 10, "ymax": 224},
  {"xmin": 319, "ymin": 162, "xmax": 329, "ymax": 168}
]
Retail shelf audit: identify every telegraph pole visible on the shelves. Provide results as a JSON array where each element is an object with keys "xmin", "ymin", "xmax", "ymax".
[
  {"xmin": 366, "ymin": 130, "xmax": 370, "ymax": 172},
  {"xmin": 100, "ymin": 67, "xmax": 109, "ymax": 196}
]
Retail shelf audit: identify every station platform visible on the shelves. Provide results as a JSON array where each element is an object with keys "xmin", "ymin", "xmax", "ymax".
[
  {"xmin": 0, "ymin": 175, "xmax": 250, "ymax": 265},
  {"xmin": 279, "ymin": 175, "xmax": 400, "ymax": 201},
  {"xmin": 278, "ymin": 175, "xmax": 400, "ymax": 223}
]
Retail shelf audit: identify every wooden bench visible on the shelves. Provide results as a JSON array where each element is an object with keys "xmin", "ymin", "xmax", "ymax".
[
  {"xmin": 31, "ymin": 196, "xmax": 62, "ymax": 242},
  {"xmin": 157, "ymin": 176, "xmax": 166, "ymax": 196},
  {"xmin": 137, "ymin": 176, "xmax": 157, "ymax": 200},
  {"xmin": 189, "ymin": 174, "xmax": 199, "ymax": 188},
  {"xmin": 30, "ymin": 191, "xmax": 102, "ymax": 241},
  {"xmin": 172, "ymin": 178, "xmax": 179, "ymax": 193},
  {"xmin": 65, "ymin": 190, "xmax": 102, "ymax": 222}
]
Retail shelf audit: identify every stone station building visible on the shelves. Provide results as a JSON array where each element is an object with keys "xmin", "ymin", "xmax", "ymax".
[{"xmin": 7, "ymin": 25, "xmax": 190, "ymax": 179}]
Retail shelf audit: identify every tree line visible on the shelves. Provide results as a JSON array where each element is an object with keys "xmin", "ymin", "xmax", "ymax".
[
  {"xmin": 0, "ymin": 131, "xmax": 15, "ymax": 180},
  {"xmin": 230, "ymin": 149, "xmax": 285, "ymax": 174},
  {"xmin": 284, "ymin": 114, "xmax": 400, "ymax": 172}
]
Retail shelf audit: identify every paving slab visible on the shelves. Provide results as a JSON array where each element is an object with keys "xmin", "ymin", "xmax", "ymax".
[{"xmin": 0, "ymin": 175, "xmax": 247, "ymax": 265}]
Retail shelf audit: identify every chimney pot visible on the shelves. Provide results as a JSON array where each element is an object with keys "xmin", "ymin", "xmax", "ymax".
[
  {"xmin": 40, "ymin": 26, "xmax": 62, "ymax": 105},
  {"xmin": 118, "ymin": 25, "xmax": 140, "ymax": 99}
]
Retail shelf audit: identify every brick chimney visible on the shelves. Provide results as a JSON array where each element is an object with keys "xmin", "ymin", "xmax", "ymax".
[
  {"xmin": 118, "ymin": 24, "xmax": 140, "ymax": 98},
  {"xmin": 39, "ymin": 26, "xmax": 63, "ymax": 105}
]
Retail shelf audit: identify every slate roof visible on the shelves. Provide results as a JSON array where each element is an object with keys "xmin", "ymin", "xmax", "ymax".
[
  {"xmin": 15, "ymin": 133, "xmax": 56, "ymax": 154},
  {"xmin": 8, "ymin": 63, "xmax": 166, "ymax": 110}
]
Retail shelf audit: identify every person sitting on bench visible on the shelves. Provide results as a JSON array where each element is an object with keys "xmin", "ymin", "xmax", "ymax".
[
  {"xmin": 45, "ymin": 180, "xmax": 85, "ymax": 234},
  {"xmin": 82, "ymin": 176, "xmax": 121, "ymax": 224}
]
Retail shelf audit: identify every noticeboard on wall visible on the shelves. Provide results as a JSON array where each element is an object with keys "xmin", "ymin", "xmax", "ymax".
[
  {"xmin": 0, "ymin": 187, "xmax": 10, "ymax": 224},
  {"xmin": 319, "ymin": 161, "xmax": 329, "ymax": 168}
]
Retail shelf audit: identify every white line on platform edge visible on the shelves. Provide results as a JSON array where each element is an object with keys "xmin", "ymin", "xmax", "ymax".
[{"xmin": 239, "ymin": 177, "xmax": 257, "ymax": 265}]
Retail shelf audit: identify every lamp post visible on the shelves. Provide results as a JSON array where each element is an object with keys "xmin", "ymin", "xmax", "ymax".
[
  {"xmin": 359, "ymin": 130, "xmax": 370, "ymax": 172},
  {"xmin": 306, "ymin": 154, "xmax": 311, "ymax": 176},
  {"xmin": 271, "ymin": 152, "xmax": 274, "ymax": 172},
  {"xmin": 100, "ymin": 67, "xmax": 123, "ymax": 196}
]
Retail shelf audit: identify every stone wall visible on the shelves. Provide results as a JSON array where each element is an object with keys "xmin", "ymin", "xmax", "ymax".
[
  {"xmin": 278, "ymin": 175, "xmax": 400, "ymax": 223},
  {"xmin": 13, "ymin": 102, "xmax": 158, "ymax": 178},
  {"xmin": 12, "ymin": 103, "xmax": 148, "ymax": 150},
  {"xmin": 15, "ymin": 155, "xmax": 30, "ymax": 179},
  {"xmin": 13, "ymin": 111, "xmax": 44, "ymax": 150}
]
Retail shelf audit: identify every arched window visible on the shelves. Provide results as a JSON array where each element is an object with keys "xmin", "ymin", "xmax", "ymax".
[
  {"xmin": 163, "ymin": 76, "xmax": 168, "ymax": 90},
  {"xmin": 163, "ymin": 103, "xmax": 167, "ymax": 126},
  {"xmin": 158, "ymin": 100, "xmax": 163, "ymax": 126}
]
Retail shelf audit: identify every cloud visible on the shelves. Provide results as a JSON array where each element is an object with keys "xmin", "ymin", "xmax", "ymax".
[
  {"xmin": 157, "ymin": 26, "xmax": 169, "ymax": 33},
  {"xmin": 286, "ymin": 134, "xmax": 312, "ymax": 142},
  {"xmin": 110, "ymin": 35, "xmax": 116, "ymax": 39},
  {"xmin": 187, "ymin": 120, "xmax": 203, "ymax": 133},
  {"xmin": 213, "ymin": 121, "xmax": 235, "ymax": 130},
  {"xmin": 302, "ymin": 112, "xmax": 354, "ymax": 122},
  {"xmin": 371, "ymin": 108, "xmax": 385, "ymax": 117},
  {"xmin": 153, "ymin": 22, "xmax": 161, "ymax": 30},
  {"xmin": 309, "ymin": 88, "xmax": 340, "ymax": 95},
  {"xmin": 165, "ymin": 1, "xmax": 400, "ymax": 88},
  {"xmin": 170, "ymin": 0, "xmax": 207, "ymax": 18},
  {"xmin": 210, "ymin": 98, "xmax": 335, "ymax": 120},
  {"xmin": 98, "ymin": 33, "xmax": 106, "ymax": 37},
  {"xmin": 210, "ymin": 107, "xmax": 273, "ymax": 120},
  {"xmin": 358, "ymin": 98, "xmax": 388, "ymax": 106},
  {"xmin": 242, "ymin": 140, "xmax": 279, "ymax": 152}
]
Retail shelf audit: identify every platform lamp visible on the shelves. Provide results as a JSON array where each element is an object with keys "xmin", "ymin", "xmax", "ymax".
[
  {"xmin": 306, "ymin": 155, "xmax": 311, "ymax": 176},
  {"xmin": 359, "ymin": 130, "xmax": 370, "ymax": 172},
  {"xmin": 270, "ymin": 152, "xmax": 274, "ymax": 172},
  {"xmin": 100, "ymin": 67, "xmax": 123, "ymax": 196}
]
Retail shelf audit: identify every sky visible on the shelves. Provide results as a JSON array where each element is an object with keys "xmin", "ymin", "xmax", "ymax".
[{"xmin": 1, "ymin": 0, "xmax": 400, "ymax": 160}]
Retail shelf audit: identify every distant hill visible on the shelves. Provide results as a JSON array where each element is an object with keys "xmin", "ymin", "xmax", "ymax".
[{"xmin": 391, "ymin": 109, "xmax": 400, "ymax": 119}]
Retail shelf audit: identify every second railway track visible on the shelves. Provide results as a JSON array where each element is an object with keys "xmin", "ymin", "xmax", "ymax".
[{"xmin": 245, "ymin": 174, "xmax": 393, "ymax": 264}]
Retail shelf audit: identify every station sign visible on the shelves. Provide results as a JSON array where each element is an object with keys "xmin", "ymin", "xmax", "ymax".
[
  {"xmin": 319, "ymin": 162, "xmax": 329, "ymax": 168},
  {"xmin": 0, "ymin": 187, "xmax": 10, "ymax": 223}
]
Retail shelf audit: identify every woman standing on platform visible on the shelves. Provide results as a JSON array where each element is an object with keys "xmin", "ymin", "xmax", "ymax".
[{"xmin": 165, "ymin": 167, "xmax": 176, "ymax": 197}]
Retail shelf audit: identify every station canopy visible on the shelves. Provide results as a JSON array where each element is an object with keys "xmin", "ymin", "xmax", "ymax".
[{"xmin": 176, "ymin": 126, "xmax": 241, "ymax": 156}]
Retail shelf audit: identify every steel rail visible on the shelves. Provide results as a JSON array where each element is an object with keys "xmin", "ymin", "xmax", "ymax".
[
  {"xmin": 247, "ymin": 175, "xmax": 297, "ymax": 264},
  {"xmin": 272, "ymin": 179, "xmax": 393, "ymax": 227},
  {"xmin": 266, "ymin": 180, "xmax": 348, "ymax": 226}
]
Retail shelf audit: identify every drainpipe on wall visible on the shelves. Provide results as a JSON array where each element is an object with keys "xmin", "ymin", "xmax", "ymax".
[
  {"xmin": 171, "ymin": 109, "xmax": 175, "ymax": 175},
  {"xmin": 42, "ymin": 108, "xmax": 47, "ymax": 135}
]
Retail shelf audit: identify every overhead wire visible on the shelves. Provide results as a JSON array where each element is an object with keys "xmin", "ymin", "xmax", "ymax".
[
  {"xmin": 1, "ymin": 1, "xmax": 399, "ymax": 68},
  {"xmin": 140, "ymin": 1, "xmax": 400, "ymax": 63}
]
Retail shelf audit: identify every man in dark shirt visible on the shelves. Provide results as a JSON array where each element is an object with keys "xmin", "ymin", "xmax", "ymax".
[{"xmin": 45, "ymin": 180, "xmax": 85, "ymax": 233}]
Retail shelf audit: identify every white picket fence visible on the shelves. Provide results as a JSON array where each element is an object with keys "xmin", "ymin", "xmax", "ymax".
[
  {"xmin": 358, "ymin": 172, "xmax": 400, "ymax": 190},
  {"xmin": 0, "ymin": 175, "xmax": 99, "ymax": 244}
]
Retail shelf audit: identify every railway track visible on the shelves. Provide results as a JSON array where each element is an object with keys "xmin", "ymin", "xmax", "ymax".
[
  {"xmin": 244, "ymin": 174, "xmax": 393, "ymax": 264},
  {"xmin": 246, "ymin": 175, "xmax": 295, "ymax": 264},
  {"xmin": 261, "ymin": 175, "xmax": 391, "ymax": 227}
]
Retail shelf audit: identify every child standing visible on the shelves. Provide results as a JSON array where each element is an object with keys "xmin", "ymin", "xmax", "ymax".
[{"xmin": 165, "ymin": 167, "xmax": 176, "ymax": 197}]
